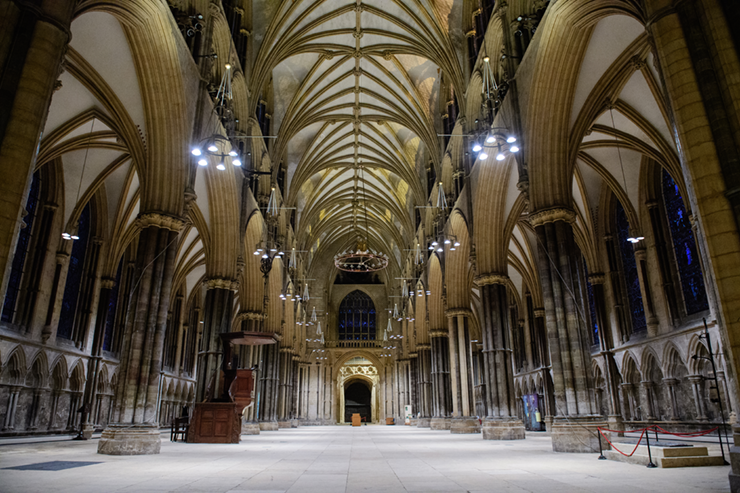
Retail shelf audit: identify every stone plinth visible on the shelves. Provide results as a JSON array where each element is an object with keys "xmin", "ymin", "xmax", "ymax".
[
  {"xmin": 550, "ymin": 416, "xmax": 606, "ymax": 453},
  {"xmin": 81, "ymin": 423, "xmax": 95, "ymax": 440},
  {"xmin": 259, "ymin": 420, "xmax": 279, "ymax": 431},
  {"xmin": 97, "ymin": 424, "xmax": 161, "ymax": 455},
  {"xmin": 278, "ymin": 420, "xmax": 292, "ymax": 428},
  {"xmin": 450, "ymin": 417, "xmax": 481, "ymax": 434},
  {"xmin": 417, "ymin": 417, "xmax": 431, "ymax": 428},
  {"xmin": 729, "ymin": 424, "xmax": 740, "ymax": 492},
  {"xmin": 242, "ymin": 421, "xmax": 260, "ymax": 435},
  {"xmin": 430, "ymin": 417, "xmax": 451, "ymax": 430},
  {"xmin": 290, "ymin": 419, "xmax": 300, "ymax": 428},
  {"xmin": 482, "ymin": 418, "xmax": 526, "ymax": 440}
]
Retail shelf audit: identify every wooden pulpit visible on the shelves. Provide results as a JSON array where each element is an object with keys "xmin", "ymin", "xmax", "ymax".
[{"xmin": 188, "ymin": 331, "xmax": 278, "ymax": 443}]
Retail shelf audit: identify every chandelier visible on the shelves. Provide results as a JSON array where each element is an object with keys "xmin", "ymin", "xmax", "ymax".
[{"xmin": 334, "ymin": 163, "xmax": 388, "ymax": 272}]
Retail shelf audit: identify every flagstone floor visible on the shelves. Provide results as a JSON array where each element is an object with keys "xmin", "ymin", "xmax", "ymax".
[{"xmin": 0, "ymin": 425, "xmax": 730, "ymax": 492}]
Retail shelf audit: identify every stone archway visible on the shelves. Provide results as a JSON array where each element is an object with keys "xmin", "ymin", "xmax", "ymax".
[
  {"xmin": 344, "ymin": 380, "xmax": 372, "ymax": 423},
  {"xmin": 336, "ymin": 357, "xmax": 380, "ymax": 424}
]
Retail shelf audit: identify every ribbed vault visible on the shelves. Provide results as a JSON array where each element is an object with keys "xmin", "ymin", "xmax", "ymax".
[{"xmin": 253, "ymin": 0, "xmax": 464, "ymax": 281}]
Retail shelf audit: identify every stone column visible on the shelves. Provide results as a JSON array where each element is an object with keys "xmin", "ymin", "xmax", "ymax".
[
  {"xmin": 589, "ymin": 274, "xmax": 624, "ymax": 430},
  {"xmin": 476, "ymin": 276, "xmax": 525, "ymax": 440},
  {"xmin": 531, "ymin": 209, "xmax": 603, "ymax": 452},
  {"xmin": 447, "ymin": 309, "xmax": 479, "ymax": 433},
  {"xmin": 416, "ymin": 345, "xmax": 432, "ymax": 427},
  {"xmin": 633, "ymin": 248, "xmax": 659, "ymax": 336},
  {"xmin": 663, "ymin": 377, "xmax": 681, "ymax": 421},
  {"xmin": 98, "ymin": 215, "xmax": 182, "ymax": 455},
  {"xmin": 2, "ymin": 386, "xmax": 20, "ymax": 430},
  {"xmin": 689, "ymin": 375, "xmax": 708, "ymax": 421},
  {"xmin": 258, "ymin": 342, "xmax": 280, "ymax": 430},
  {"xmin": 429, "ymin": 329, "xmax": 451, "ymax": 430},
  {"xmin": 195, "ymin": 278, "xmax": 238, "ymax": 403},
  {"xmin": 277, "ymin": 348, "xmax": 294, "ymax": 427},
  {"xmin": 81, "ymin": 277, "xmax": 115, "ymax": 438},
  {"xmin": 0, "ymin": 0, "xmax": 75, "ymax": 301}
]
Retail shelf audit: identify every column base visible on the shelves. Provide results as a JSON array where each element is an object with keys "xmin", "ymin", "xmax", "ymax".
[
  {"xmin": 430, "ymin": 417, "xmax": 450, "ymax": 430},
  {"xmin": 259, "ymin": 420, "xmax": 279, "ymax": 431},
  {"xmin": 551, "ymin": 416, "xmax": 606, "ymax": 453},
  {"xmin": 241, "ymin": 421, "xmax": 261, "ymax": 435},
  {"xmin": 607, "ymin": 415, "xmax": 624, "ymax": 436},
  {"xmin": 80, "ymin": 423, "xmax": 95, "ymax": 440},
  {"xmin": 482, "ymin": 417, "xmax": 525, "ymax": 440},
  {"xmin": 278, "ymin": 420, "xmax": 292, "ymax": 429},
  {"xmin": 450, "ymin": 417, "xmax": 481, "ymax": 434},
  {"xmin": 97, "ymin": 424, "xmax": 160, "ymax": 455},
  {"xmin": 290, "ymin": 419, "xmax": 300, "ymax": 428},
  {"xmin": 416, "ymin": 417, "xmax": 431, "ymax": 428},
  {"xmin": 729, "ymin": 425, "xmax": 740, "ymax": 492}
]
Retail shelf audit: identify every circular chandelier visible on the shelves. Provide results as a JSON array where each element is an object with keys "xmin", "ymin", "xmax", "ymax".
[{"xmin": 334, "ymin": 239, "xmax": 388, "ymax": 272}]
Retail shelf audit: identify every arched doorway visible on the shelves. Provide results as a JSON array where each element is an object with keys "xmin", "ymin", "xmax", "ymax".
[{"xmin": 344, "ymin": 381, "xmax": 371, "ymax": 423}]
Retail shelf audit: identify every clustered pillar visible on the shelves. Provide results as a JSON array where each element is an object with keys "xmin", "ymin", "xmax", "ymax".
[
  {"xmin": 532, "ymin": 211, "xmax": 604, "ymax": 452},
  {"xmin": 429, "ymin": 329, "xmax": 451, "ymax": 430},
  {"xmin": 447, "ymin": 309, "xmax": 479, "ymax": 433},
  {"xmin": 98, "ymin": 216, "xmax": 182, "ymax": 455},
  {"xmin": 477, "ymin": 276, "xmax": 525, "ymax": 440}
]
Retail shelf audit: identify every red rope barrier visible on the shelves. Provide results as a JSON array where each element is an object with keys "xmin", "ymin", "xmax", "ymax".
[
  {"xmin": 599, "ymin": 428, "xmax": 646, "ymax": 457},
  {"xmin": 597, "ymin": 426, "xmax": 651, "ymax": 434},
  {"xmin": 654, "ymin": 425, "xmax": 719, "ymax": 438}
]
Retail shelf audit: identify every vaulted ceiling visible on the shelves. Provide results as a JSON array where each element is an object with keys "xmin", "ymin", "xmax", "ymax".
[{"xmin": 252, "ymin": 0, "xmax": 464, "ymax": 278}]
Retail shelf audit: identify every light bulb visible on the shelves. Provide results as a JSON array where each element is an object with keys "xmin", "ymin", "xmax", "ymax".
[
  {"xmin": 444, "ymin": 239, "xmax": 451, "ymax": 244},
  {"xmin": 225, "ymin": 64, "xmax": 231, "ymax": 69},
  {"xmin": 198, "ymin": 159, "xmax": 208, "ymax": 167},
  {"xmin": 472, "ymin": 143, "xmax": 482, "ymax": 152},
  {"xmin": 486, "ymin": 134, "xmax": 495, "ymax": 143},
  {"xmin": 232, "ymin": 159, "xmax": 241, "ymax": 166},
  {"xmin": 254, "ymin": 250, "xmax": 260, "ymax": 255},
  {"xmin": 510, "ymin": 146, "xmax": 519, "ymax": 153},
  {"xmin": 229, "ymin": 150, "xmax": 238, "ymax": 157},
  {"xmin": 479, "ymin": 152, "xmax": 488, "ymax": 160},
  {"xmin": 262, "ymin": 253, "xmax": 268, "ymax": 259},
  {"xmin": 71, "ymin": 235, "xmax": 79, "ymax": 240},
  {"xmin": 216, "ymin": 163, "xmax": 226, "ymax": 170},
  {"xmin": 496, "ymin": 153, "xmax": 505, "ymax": 161},
  {"xmin": 207, "ymin": 145, "xmax": 218, "ymax": 152},
  {"xmin": 432, "ymin": 241, "xmax": 438, "ymax": 247},
  {"xmin": 191, "ymin": 148, "xmax": 202, "ymax": 156},
  {"xmin": 450, "ymin": 246, "xmax": 456, "ymax": 251},
  {"xmin": 437, "ymin": 247, "xmax": 443, "ymax": 253},
  {"xmin": 507, "ymin": 136, "xmax": 517, "ymax": 143}
]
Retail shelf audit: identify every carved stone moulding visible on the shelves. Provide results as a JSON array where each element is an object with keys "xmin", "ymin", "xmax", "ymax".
[
  {"xmin": 205, "ymin": 277, "xmax": 239, "ymax": 291},
  {"xmin": 474, "ymin": 273, "xmax": 509, "ymax": 286},
  {"xmin": 528, "ymin": 207, "xmax": 576, "ymax": 228},
  {"xmin": 445, "ymin": 308, "xmax": 474, "ymax": 318},
  {"xmin": 136, "ymin": 212, "xmax": 185, "ymax": 232},
  {"xmin": 428, "ymin": 329, "xmax": 448, "ymax": 338}
]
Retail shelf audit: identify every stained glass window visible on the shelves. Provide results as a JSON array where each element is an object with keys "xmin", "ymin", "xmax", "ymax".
[
  {"xmin": 2, "ymin": 172, "xmax": 40, "ymax": 323},
  {"xmin": 103, "ymin": 258, "xmax": 123, "ymax": 352},
  {"xmin": 58, "ymin": 204, "xmax": 91, "ymax": 340},
  {"xmin": 615, "ymin": 200, "xmax": 647, "ymax": 333},
  {"xmin": 661, "ymin": 170, "xmax": 709, "ymax": 315},
  {"xmin": 584, "ymin": 259, "xmax": 599, "ymax": 345},
  {"xmin": 338, "ymin": 290, "xmax": 376, "ymax": 340}
]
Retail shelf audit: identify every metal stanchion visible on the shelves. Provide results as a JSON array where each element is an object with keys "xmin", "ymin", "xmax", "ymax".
[
  {"xmin": 598, "ymin": 429, "xmax": 607, "ymax": 460},
  {"xmin": 645, "ymin": 428, "xmax": 657, "ymax": 468}
]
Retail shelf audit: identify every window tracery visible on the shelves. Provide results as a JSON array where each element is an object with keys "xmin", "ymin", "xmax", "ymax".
[{"xmin": 338, "ymin": 290, "xmax": 376, "ymax": 341}]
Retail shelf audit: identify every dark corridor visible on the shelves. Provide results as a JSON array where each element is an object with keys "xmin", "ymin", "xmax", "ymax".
[{"xmin": 344, "ymin": 381, "xmax": 371, "ymax": 423}]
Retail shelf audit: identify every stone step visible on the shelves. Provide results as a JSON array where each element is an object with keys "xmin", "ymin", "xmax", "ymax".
[{"xmin": 603, "ymin": 444, "xmax": 725, "ymax": 468}]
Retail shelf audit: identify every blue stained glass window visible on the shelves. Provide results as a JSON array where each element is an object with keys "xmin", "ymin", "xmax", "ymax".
[
  {"xmin": 584, "ymin": 260, "xmax": 599, "ymax": 345},
  {"xmin": 338, "ymin": 290, "xmax": 376, "ymax": 341},
  {"xmin": 103, "ymin": 259, "xmax": 123, "ymax": 352},
  {"xmin": 615, "ymin": 200, "xmax": 647, "ymax": 333},
  {"xmin": 2, "ymin": 172, "xmax": 41, "ymax": 323},
  {"xmin": 58, "ymin": 204, "xmax": 91, "ymax": 340},
  {"xmin": 661, "ymin": 170, "xmax": 709, "ymax": 315}
]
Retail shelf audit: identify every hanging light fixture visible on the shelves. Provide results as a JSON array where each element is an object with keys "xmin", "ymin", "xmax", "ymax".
[
  {"xmin": 334, "ymin": 162, "xmax": 389, "ymax": 272},
  {"xmin": 190, "ymin": 64, "xmax": 242, "ymax": 170},
  {"xmin": 311, "ymin": 307, "xmax": 317, "ymax": 323},
  {"xmin": 316, "ymin": 321, "xmax": 322, "ymax": 336},
  {"xmin": 386, "ymin": 316, "xmax": 392, "ymax": 334},
  {"xmin": 302, "ymin": 283, "xmax": 309, "ymax": 302},
  {"xmin": 435, "ymin": 182, "xmax": 447, "ymax": 210},
  {"xmin": 609, "ymin": 107, "xmax": 644, "ymax": 244},
  {"xmin": 63, "ymin": 118, "xmax": 97, "ymax": 241}
]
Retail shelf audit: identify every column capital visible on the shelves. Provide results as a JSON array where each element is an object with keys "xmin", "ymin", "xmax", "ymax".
[
  {"xmin": 528, "ymin": 207, "xmax": 576, "ymax": 227},
  {"xmin": 588, "ymin": 273, "xmax": 606, "ymax": 285},
  {"xmin": 100, "ymin": 277, "xmax": 116, "ymax": 290},
  {"xmin": 474, "ymin": 273, "xmax": 509, "ymax": 286},
  {"xmin": 533, "ymin": 308, "xmax": 546, "ymax": 318},
  {"xmin": 205, "ymin": 277, "xmax": 239, "ymax": 291},
  {"xmin": 446, "ymin": 308, "xmax": 473, "ymax": 318},
  {"xmin": 235, "ymin": 311, "xmax": 264, "ymax": 323},
  {"xmin": 136, "ymin": 212, "xmax": 185, "ymax": 232},
  {"xmin": 429, "ymin": 329, "xmax": 448, "ymax": 338}
]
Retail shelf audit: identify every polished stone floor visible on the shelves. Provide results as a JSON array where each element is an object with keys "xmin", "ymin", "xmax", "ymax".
[{"xmin": 0, "ymin": 426, "xmax": 730, "ymax": 492}]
